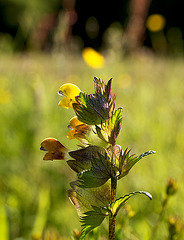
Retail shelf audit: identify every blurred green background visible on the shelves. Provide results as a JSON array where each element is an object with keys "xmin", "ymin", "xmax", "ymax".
[{"xmin": 0, "ymin": 0, "xmax": 184, "ymax": 239}]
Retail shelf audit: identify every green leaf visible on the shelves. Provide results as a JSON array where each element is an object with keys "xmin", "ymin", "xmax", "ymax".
[
  {"xmin": 73, "ymin": 92, "xmax": 110, "ymax": 125},
  {"xmin": 76, "ymin": 146, "xmax": 118, "ymax": 188},
  {"xmin": 108, "ymin": 191, "xmax": 152, "ymax": 216},
  {"xmin": 96, "ymin": 107, "xmax": 123, "ymax": 145},
  {"xmin": 73, "ymin": 78, "xmax": 116, "ymax": 125},
  {"xmin": 94, "ymin": 77, "xmax": 116, "ymax": 119},
  {"xmin": 68, "ymin": 146, "xmax": 119, "ymax": 188},
  {"xmin": 94, "ymin": 77, "xmax": 114, "ymax": 103},
  {"xmin": 67, "ymin": 147, "xmax": 92, "ymax": 173},
  {"xmin": 94, "ymin": 76, "xmax": 107, "ymax": 93},
  {"xmin": 67, "ymin": 181, "xmax": 110, "ymax": 216},
  {"xmin": 118, "ymin": 148, "xmax": 156, "ymax": 179},
  {"xmin": 79, "ymin": 206, "xmax": 108, "ymax": 240}
]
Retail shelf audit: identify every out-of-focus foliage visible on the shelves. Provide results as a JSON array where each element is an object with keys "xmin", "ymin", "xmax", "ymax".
[
  {"xmin": 0, "ymin": 0, "xmax": 184, "ymax": 55},
  {"xmin": 0, "ymin": 52, "xmax": 184, "ymax": 239},
  {"xmin": 0, "ymin": 0, "xmax": 62, "ymax": 51}
]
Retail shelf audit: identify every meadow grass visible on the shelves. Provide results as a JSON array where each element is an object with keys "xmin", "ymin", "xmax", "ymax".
[{"xmin": 0, "ymin": 52, "xmax": 184, "ymax": 239}]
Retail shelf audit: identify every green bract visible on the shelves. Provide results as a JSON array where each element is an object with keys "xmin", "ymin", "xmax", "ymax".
[
  {"xmin": 68, "ymin": 146, "xmax": 118, "ymax": 188},
  {"xmin": 73, "ymin": 78, "xmax": 115, "ymax": 125}
]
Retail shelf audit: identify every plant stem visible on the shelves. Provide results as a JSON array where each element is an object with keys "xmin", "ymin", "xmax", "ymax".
[
  {"xmin": 151, "ymin": 195, "xmax": 170, "ymax": 239},
  {"xmin": 109, "ymin": 176, "xmax": 117, "ymax": 240}
]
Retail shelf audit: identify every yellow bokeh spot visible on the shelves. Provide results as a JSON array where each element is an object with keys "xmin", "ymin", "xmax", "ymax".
[
  {"xmin": 146, "ymin": 14, "xmax": 166, "ymax": 32},
  {"xmin": 82, "ymin": 47, "xmax": 105, "ymax": 68}
]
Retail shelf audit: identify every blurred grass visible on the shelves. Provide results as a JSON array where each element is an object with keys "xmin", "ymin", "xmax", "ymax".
[{"xmin": 0, "ymin": 52, "xmax": 184, "ymax": 239}]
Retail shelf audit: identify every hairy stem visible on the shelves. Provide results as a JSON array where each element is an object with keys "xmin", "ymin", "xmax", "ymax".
[{"xmin": 109, "ymin": 176, "xmax": 117, "ymax": 240}]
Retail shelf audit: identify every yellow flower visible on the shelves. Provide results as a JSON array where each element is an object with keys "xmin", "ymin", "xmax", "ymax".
[
  {"xmin": 58, "ymin": 83, "xmax": 81, "ymax": 109},
  {"xmin": 67, "ymin": 117, "xmax": 91, "ymax": 144},
  {"xmin": 82, "ymin": 47, "xmax": 105, "ymax": 69},
  {"xmin": 40, "ymin": 138, "xmax": 68, "ymax": 161},
  {"xmin": 67, "ymin": 117, "xmax": 109, "ymax": 148}
]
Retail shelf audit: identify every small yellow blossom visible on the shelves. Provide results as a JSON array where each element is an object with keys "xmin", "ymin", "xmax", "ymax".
[
  {"xmin": 58, "ymin": 83, "xmax": 81, "ymax": 109},
  {"xmin": 82, "ymin": 47, "xmax": 105, "ymax": 69},
  {"xmin": 67, "ymin": 117, "xmax": 91, "ymax": 144}
]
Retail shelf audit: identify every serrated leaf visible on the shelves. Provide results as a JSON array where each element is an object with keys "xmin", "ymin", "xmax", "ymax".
[
  {"xmin": 118, "ymin": 148, "xmax": 156, "ymax": 179},
  {"xmin": 94, "ymin": 77, "xmax": 114, "ymax": 103},
  {"xmin": 94, "ymin": 77, "xmax": 116, "ymax": 119},
  {"xmin": 79, "ymin": 206, "xmax": 108, "ymax": 240},
  {"xmin": 94, "ymin": 76, "xmax": 106, "ymax": 94},
  {"xmin": 68, "ymin": 145, "xmax": 119, "ymax": 188},
  {"xmin": 73, "ymin": 92, "xmax": 110, "ymax": 125},
  {"xmin": 77, "ymin": 146, "xmax": 118, "ymax": 188},
  {"xmin": 73, "ymin": 78, "xmax": 116, "ymax": 125},
  {"xmin": 108, "ymin": 107, "xmax": 123, "ymax": 144},
  {"xmin": 96, "ymin": 107, "xmax": 123, "ymax": 145},
  {"xmin": 139, "ymin": 150, "xmax": 156, "ymax": 158},
  {"xmin": 108, "ymin": 191, "xmax": 152, "ymax": 216}
]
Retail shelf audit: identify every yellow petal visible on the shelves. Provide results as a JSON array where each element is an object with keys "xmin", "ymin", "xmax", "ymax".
[
  {"xmin": 67, "ymin": 116, "xmax": 91, "ymax": 143},
  {"xmin": 58, "ymin": 98, "xmax": 73, "ymax": 109},
  {"xmin": 58, "ymin": 83, "xmax": 81, "ymax": 108},
  {"xmin": 69, "ymin": 116, "xmax": 83, "ymax": 128},
  {"xmin": 59, "ymin": 83, "xmax": 81, "ymax": 99},
  {"xmin": 67, "ymin": 129, "xmax": 76, "ymax": 139}
]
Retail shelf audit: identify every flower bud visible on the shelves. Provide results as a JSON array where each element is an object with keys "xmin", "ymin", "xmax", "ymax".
[{"xmin": 166, "ymin": 178, "xmax": 178, "ymax": 196}]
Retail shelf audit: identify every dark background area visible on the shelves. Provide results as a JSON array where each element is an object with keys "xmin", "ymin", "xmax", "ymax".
[{"xmin": 0, "ymin": 0, "xmax": 183, "ymax": 52}]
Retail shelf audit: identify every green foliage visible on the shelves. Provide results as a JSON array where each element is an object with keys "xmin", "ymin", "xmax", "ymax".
[
  {"xmin": 73, "ymin": 91, "xmax": 110, "ymax": 125},
  {"xmin": 96, "ymin": 107, "xmax": 123, "ymax": 145},
  {"xmin": 108, "ymin": 191, "xmax": 152, "ymax": 217},
  {"xmin": 94, "ymin": 77, "xmax": 115, "ymax": 116},
  {"xmin": 79, "ymin": 206, "xmax": 108, "ymax": 240},
  {"xmin": 1, "ymin": 54, "xmax": 184, "ymax": 239},
  {"xmin": 78, "ymin": 191, "xmax": 152, "ymax": 239},
  {"xmin": 68, "ymin": 146, "xmax": 118, "ymax": 188},
  {"xmin": 118, "ymin": 148, "xmax": 156, "ymax": 179},
  {"xmin": 73, "ymin": 78, "xmax": 115, "ymax": 125},
  {"xmin": 67, "ymin": 182, "xmax": 111, "ymax": 215}
]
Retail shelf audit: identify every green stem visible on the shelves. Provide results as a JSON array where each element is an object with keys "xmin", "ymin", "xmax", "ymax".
[
  {"xmin": 109, "ymin": 176, "xmax": 117, "ymax": 240},
  {"xmin": 151, "ymin": 195, "xmax": 170, "ymax": 239}
]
